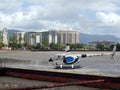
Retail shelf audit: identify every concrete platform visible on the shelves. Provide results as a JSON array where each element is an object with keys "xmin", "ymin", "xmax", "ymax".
[{"xmin": 0, "ymin": 50, "xmax": 120, "ymax": 78}]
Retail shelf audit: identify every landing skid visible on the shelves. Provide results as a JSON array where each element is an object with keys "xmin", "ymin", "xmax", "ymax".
[{"xmin": 55, "ymin": 65, "xmax": 81, "ymax": 69}]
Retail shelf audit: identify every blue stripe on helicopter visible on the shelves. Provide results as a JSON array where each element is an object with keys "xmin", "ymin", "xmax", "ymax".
[
  {"xmin": 63, "ymin": 56, "xmax": 78, "ymax": 64},
  {"xmin": 81, "ymin": 54, "xmax": 87, "ymax": 58}
]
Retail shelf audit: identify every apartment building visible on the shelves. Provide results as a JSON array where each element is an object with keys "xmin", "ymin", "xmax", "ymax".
[
  {"xmin": 7, "ymin": 29, "xmax": 79, "ymax": 46},
  {"xmin": 58, "ymin": 29, "xmax": 79, "ymax": 44},
  {"xmin": 0, "ymin": 32, "xmax": 2, "ymax": 43},
  {"xmin": 24, "ymin": 29, "xmax": 79, "ymax": 46},
  {"xmin": 2, "ymin": 27, "xmax": 8, "ymax": 45},
  {"xmin": 25, "ymin": 31, "xmax": 42, "ymax": 46},
  {"xmin": 89, "ymin": 41, "xmax": 115, "ymax": 48},
  {"xmin": 42, "ymin": 29, "xmax": 58, "ymax": 44},
  {"xmin": 13, "ymin": 32, "xmax": 25, "ymax": 44},
  {"xmin": 24, "ymin": 29, "xmax": 58, "ymax": 46}
]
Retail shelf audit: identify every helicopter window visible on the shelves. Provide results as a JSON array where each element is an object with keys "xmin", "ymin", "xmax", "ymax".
[
  {"xmin": 56, "ymin": 55, "xmax": 65, "ymax": 60},
  {"xmin": 57, "ymin": 55, "xmax": 61, "ymax": 59}
]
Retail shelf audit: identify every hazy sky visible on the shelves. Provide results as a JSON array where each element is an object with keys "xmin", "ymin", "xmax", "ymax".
[{"xmin": 0, "ymin": 0, "xmax": 120, "ymax": 37}]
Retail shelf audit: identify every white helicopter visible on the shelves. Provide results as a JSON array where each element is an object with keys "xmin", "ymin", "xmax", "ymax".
[{"xmin": 48, "ymin": 45, "xmax": 116, "ymax": 69}]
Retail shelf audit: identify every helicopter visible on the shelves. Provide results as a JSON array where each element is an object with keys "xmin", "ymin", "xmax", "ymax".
[{"xmin": 48, "ymin": 45, "xmax": 113, "ymax": 69}]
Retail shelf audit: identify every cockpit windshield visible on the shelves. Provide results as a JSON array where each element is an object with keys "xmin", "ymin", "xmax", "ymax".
[{"xmin": 55, "ymin": 55, "xmax": 65, "ymax": 60}]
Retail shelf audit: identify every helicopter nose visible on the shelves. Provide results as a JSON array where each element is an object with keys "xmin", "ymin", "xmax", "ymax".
[{"xmin": 49, "ymin": 58, "xmax": 54, "ymax": 62}]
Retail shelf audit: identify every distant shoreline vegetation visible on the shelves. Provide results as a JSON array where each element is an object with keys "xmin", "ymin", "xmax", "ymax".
[
  {"xmin": 1, "ymin": 42, "xmax": 120, "ymax": 51},
  {"xmin": 30, "ymin": 43, "xmax": 120, "ymax": 51}
]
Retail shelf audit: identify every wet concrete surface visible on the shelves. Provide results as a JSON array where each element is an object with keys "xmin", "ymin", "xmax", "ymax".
[
  {"xmin": 0, "ymin": 50, "xmax": 120, "ymax": 77},
  {"xmin": 0, "ymin": 50, "xmax": 120, "ymax": 89}
]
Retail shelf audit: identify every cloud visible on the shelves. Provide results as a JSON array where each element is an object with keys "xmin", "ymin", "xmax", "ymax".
[
  {"xmin": 0, "ymin": 0, "xmax": 120, "ymax": 37},
  {"xmin": 96, "ymin": 12, "xmax": 120, "ymax": 27},
  {"xmin": 0, "ymin": 0, "xmax": 22, "ymax": 14},
  {"xmin": 95, "ymin": 12, "xmax": 120, "ymax": 37}
]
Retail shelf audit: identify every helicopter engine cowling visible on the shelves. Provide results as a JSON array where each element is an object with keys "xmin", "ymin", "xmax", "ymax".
[{"xmin": 63, "ymin": 56, "xmax": 79, "ymax": 64}]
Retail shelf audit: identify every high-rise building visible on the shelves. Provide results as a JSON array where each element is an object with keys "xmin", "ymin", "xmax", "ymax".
[
  {"xmin": 0, "ymin": 32, "xmax": 2, "ymax": 42},
  {"xmin": 25, "ymin": 31, "xmax": 42, "ymax": 46},
  {"xmin": 21, "ymin": 29, "xmax": 79, "ymax": 46},
  {"xmin": 58, "ymin": 29, "xmax": 79, "ymax": 44},
  {"xmin": 2, "ymin": 27, "xmax": 8, "ymax": 45},
  {"xmin": 42, "ymin": 29, "xmax": 58, "ymax": 44},
  {"xmin": 25, "ymin": 29, "xmax": 58, "ymax": 46},
  {"xmin": 13, "ymin": 32, "xmax": 25, "ymax": 44}
]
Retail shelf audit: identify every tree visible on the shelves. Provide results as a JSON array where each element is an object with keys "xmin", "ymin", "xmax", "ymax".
[
  {"xmin": 116, "ymin": 43, "xmax": 120, "ymax": 51},
  {"xmin": 8, "ymin": 36, "xmax": 18, "ymax": 49},
  {"xmin": 96, "ymin": 43, "xmax": 105, "ymax": 51},
  {"xmin": 76, "ymin": 43, "xmax": 85, "ymax": 49},
  {"xmin": 109, "ymin": 44, "xmax": 114, "ymax": 51},
  {"xmin": 42, "ymin": 36, "xmax": 49, "ymax": 48},
  {"xmin": 69, "ymin": 43, "xmax": 76, "ymax": 50},
  {"xmin": 67, "ymin": 43, "xmax": 87, "ymax": 50},
  {"xmin": 0, "ymin": 42, "xmax": 4, "ymax": 48},
  {"xmin": 49, "ymin": 43, "xmax": 64, "ymax": 50},
  {"xmin": 34, "ymin": 43, "xmax": 41, "ymax": 49}
]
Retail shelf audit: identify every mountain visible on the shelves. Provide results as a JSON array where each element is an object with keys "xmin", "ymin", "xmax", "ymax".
[{"xmin": 80, "ymin": 33, "xmax": 120, "ymax": 44}]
